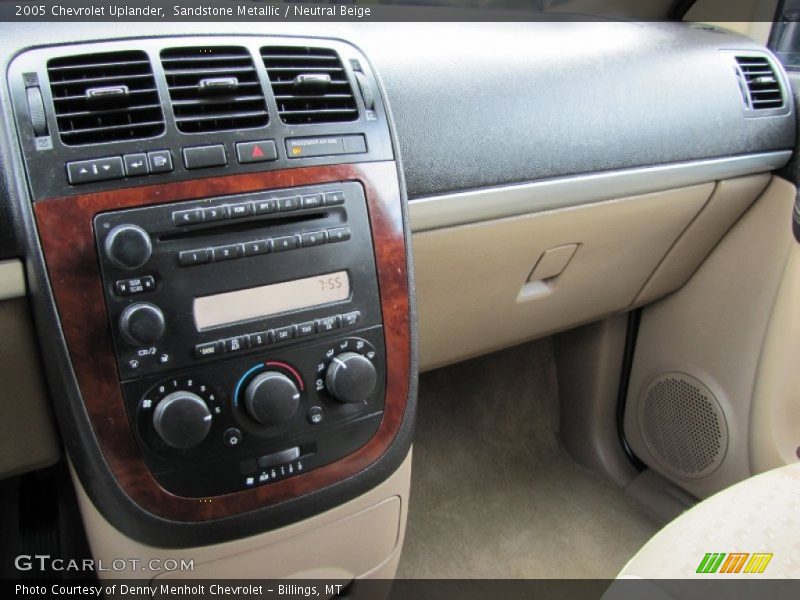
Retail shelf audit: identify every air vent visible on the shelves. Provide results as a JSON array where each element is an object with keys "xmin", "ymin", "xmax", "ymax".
[
  {"xmin": 735, "ymin": 55, "xmax": 785, "ymax": 110},
  {"xmin": 161, "ymin": 46, "xmax": 268, "ymax": 133},
  {"xmin": 47, "ymin": 51, "xmax": 164, "ymax": 146},
  {"xmin": 261, "ymin": 47, "xmax": 358, "ymax": 125}
]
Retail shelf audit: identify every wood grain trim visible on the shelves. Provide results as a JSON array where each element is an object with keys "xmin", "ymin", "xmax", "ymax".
[{"xmin": 33, "ymin": 161, "xmax": 410, "ymax": 521}]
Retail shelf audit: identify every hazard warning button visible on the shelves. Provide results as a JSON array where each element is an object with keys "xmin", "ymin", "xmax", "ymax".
[{"xmin": 236, "ymin": 140, "xmax": 278, "ymax": 164}]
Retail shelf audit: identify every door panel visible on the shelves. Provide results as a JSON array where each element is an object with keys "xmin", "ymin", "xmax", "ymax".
[{"xmin": 624, "ymin": 177, "xmax": 797, "ymax": 498}]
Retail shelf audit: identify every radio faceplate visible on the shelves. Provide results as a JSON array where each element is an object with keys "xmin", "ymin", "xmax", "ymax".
[
  {"xmin": 93, "ymin": 181, "xmax": 387, "ymax": 496},
  {"xmin": 94, "ymin": 181, "xmax": 381, "ymax": 380}
]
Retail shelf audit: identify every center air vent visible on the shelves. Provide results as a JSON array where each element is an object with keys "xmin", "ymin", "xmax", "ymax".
[
  {"xmin": 161, "ymin": 46, "xmax": 268, "ymax": 133},
  {"xmin": 261, "ymin": 47, "xmax": 358, "ymax": 125},
  {"xmin": 47, "ymin": 51, "xmax": 164, "ymax": 146},
  {"xmin": 735, "ymin": 55, "xmax": 785, "ymax": 110}
]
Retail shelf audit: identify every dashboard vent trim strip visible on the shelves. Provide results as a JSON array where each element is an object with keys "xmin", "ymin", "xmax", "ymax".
[
  {"xmin": 408, "ymin": 151, "xmax": 792, "ymax": 232},
  {"xmin": 47, "ymin": 50, "xmax": 165, "ymax": 146}
]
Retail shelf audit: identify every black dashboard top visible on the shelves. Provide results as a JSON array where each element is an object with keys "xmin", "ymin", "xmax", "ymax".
[{"xmin": 0, "ymin": 21, "xmax": 796, "ymax": 255}]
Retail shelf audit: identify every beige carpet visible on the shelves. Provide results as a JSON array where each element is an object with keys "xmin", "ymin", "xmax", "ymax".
[{"xmin": 397, "ymin": 338, "xmax": 660, "ymax": 579}]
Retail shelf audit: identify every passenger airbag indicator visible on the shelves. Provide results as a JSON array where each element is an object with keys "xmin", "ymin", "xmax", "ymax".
[{"xmin": 286, "ymin": 135, "xmax": 366, "ymax": 158}]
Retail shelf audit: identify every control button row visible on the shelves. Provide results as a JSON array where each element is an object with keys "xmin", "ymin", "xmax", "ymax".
[
  {"xmin": 182, "ymin": 140, "xmax": 278, "ymax": 170},
  {"xmin": 194, "ymin": 311, "xmax": 361, "ymax": 359},
  {"xmin": 171, "ymin": 190, "xmax": 344, "ymax": 227},
  {"xmin": 242, "ymin": 457, "xmax": 305, "ymax": 487},
  {"xmin": 114, "ymin": 275, "xmax": 155, "ymax": 296},
  {"xmin": 66, "ymin": 139, "xmax": 279, "ymax": 185},
  {"xmin": 67, "ymin": 150, "xmax": 173, "ymax": 185},
  {"xmin": 177, "ymin": 226, "xmax": 351, "ymax": 266}
]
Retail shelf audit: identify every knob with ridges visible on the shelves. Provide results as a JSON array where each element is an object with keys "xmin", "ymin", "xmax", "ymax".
[
  {"xmin": 104, "ymin": 224, "xmax": 152, "ymax": 270},
  {"xmin": 119, "ymin": 303, "xmax": 165, "ymax": 346},
  {"xmin": 152, "ymin": 391, "xmax": 212, "ymax": 449},
  {"xmin": 244, "ymin": 372, "xmax": 301, "ymax": 426},
  {"xmin": 325, "ymin": 352, "xmax": 377, "ymax": 404}
]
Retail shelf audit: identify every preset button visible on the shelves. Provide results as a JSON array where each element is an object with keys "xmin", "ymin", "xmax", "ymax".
[
  {"xmin": 273, "ymin": 236, "xmax": 299, "ymax": 252},
  {"xmin": 178, "ymin": 249, "xmax": 211, "ymax": 266},
  {"xmin": 213, "ymin": 245, "xmax": 241, "ymax": 261}
]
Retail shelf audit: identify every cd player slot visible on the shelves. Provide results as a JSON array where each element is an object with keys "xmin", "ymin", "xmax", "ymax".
[{"xmin": 158, "ymin": 211, "xmax": 329, "ymax": 243}]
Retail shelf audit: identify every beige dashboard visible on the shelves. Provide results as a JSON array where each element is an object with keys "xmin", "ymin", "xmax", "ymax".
[
  {"xmin": 412, "ymin": 172, "xmax": 772, "ymax": 371},
  {"xmin": 0, "ymin": 14, "xmax": 797, "ymax": 585},
  {"xmin": 1, "ymin": 164, "xmax": 796, "ymax": 581}
]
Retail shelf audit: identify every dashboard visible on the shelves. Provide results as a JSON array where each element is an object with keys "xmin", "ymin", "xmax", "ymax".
[
  {"xmin": 0, "ymin": 20, "xmax": 795, "ymax": 556},
  {"xmin": 3, "ymin": 33, "xmax": 415, "ymax": 547}
]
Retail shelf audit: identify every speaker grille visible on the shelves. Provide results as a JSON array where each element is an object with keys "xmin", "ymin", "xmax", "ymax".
[{"xmin": 639, "ymin": 373, "xmax": 728, "ymax": 479}]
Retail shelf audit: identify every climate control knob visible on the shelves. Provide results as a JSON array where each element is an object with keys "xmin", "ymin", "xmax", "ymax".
[
  {"xmin": 119, "ymin": 303, "xmax": 165, "ymax": 346},
  {"xmin": 244, "ymin": 372, "xmax": 300, "ymax": 426},
  {"xmin": 104, "ymin": 224, "xmax": 152, "ymax": 270},
  {"xmin": 152, "ymin": 391, "xmax": 212, "ymax": 449},
  {"xmin": 325, "ymin": 352, "xmax": 377, "ymax": 404}
]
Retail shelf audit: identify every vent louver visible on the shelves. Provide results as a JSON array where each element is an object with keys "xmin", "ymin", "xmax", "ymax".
[
  {"xmin": 735, "ymin": 55, "xmax": 785, "ymax": 110},
  {"xmin": 161, "ymin": 46, "xmax": 268, "ymax": 133},
  {"xmin": 47, "ymin": 51, "xmax": 164, "ymax": 146},
  {"xmin": 261, "ymin": 47, "xmax": 358, "ymax": 125}
]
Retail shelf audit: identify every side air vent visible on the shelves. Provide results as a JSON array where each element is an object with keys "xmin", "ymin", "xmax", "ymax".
[
  {"xmin": 735, "ymin": 55, "xmax": 785, "ymax": 110},
  {"xmin": 161, "ymin": 46, "xmax": 268, "ymax": 133},
  {"xmin": 261, "ymin": 47, "xmax": 358, "ymax": 125},
  {"xmin": 47, "ymin": 51, "xmax": 164, "ymax": 145}
]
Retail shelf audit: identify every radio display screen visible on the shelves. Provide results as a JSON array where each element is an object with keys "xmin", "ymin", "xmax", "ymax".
[{"xmin": 193, "ymin": 271, "xmax": 350, "ymax": 331}]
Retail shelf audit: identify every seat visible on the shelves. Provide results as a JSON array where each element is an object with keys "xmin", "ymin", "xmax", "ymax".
[{"xmin": 618, "ymin": 463, "xmax": 800, "ymax": 579}]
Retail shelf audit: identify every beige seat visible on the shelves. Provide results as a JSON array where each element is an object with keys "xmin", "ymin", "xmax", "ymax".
[{"xmin": 619, "ymin": 463, "xmax": 800, "ymax": 579}]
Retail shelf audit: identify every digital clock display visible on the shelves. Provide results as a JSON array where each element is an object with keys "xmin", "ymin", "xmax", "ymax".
[{"xmin": 193, "ymin": 271, "xmax": 350, "ymax": 331}]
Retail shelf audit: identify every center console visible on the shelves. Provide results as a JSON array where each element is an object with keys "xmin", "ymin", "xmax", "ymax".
[
  {"xmin": 95, "ymin": 180, "xmax": 386, "ymax": 498},
  {"xmin": 8, "ymin": 36, "xmax": 415, "ymax": 547}
]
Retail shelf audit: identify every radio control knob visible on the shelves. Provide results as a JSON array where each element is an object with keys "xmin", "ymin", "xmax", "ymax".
[
  {"xmin": 119, "ymin": 303, "xmax": 165, "ymax": 346},
  {"xmin": 152, "ymin": 391, "xmax": 212, "ymax": 449},
  {"xmin": 104, "ymin": 224, "xmax": 152, "ymax": 270},
  {"xmin": 325, "ymin": 352, "xmax": 377, "ymax": 404},
  {"xmin": 244, "ymin": 372, "xmax": 300, "ymax": 426}
]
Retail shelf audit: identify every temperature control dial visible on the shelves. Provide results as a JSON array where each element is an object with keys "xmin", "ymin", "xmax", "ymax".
[
  {"xmin": 152, "ymin": 391, "xmax": 212, "ymax": 450},
  {"xmin": 138, "ymin": 377, "xmax": 221, "ymax": 454},
  {"xmin": 325, "ymin": 352, "xmax": 377, "ymax": 404},
  {"xmin": 244, "ymin": 372, "xmax": 301, "ymax": 426}
]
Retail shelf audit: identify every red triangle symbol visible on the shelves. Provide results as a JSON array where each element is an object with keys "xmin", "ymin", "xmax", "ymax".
[{"xmin": 251, "ymin": 145, "xmax": 265, "ymax": 158}]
